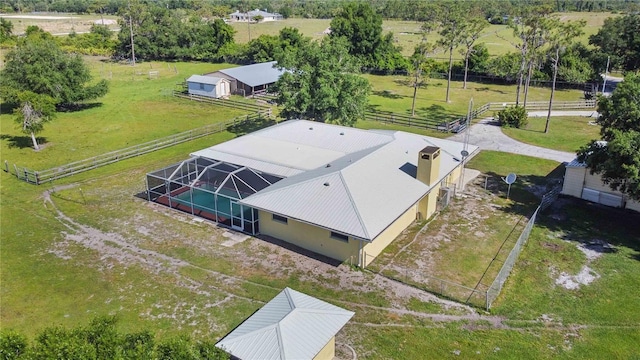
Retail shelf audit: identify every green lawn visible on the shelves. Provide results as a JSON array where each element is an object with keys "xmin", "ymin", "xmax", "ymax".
[
  {"xmin": 365, "ymin": 74, "xmax": 585, "ymax": 120},
  {"xmin": 501, "ymin": 116, "xmax": 601, "ymax": 153},
  {"xmin": 0, "ymin": 59, "xmax": 250, "ymax": 170}
]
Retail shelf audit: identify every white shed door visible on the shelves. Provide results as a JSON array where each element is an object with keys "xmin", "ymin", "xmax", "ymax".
[
  {"xmin": 600, "ymin": 192, "xmax": 623, "ymax": 207},
  {"xmin": 581, "ymin": 188, "xmax": 600, "ymax": 203}
]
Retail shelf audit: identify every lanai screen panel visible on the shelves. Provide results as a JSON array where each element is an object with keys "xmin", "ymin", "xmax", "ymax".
[{"xmin": 145, "ymin": 157, "xmax": 283, "ymax": 232}]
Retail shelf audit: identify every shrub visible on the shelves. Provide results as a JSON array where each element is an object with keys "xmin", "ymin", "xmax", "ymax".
[{"xmin": 497, "ymin": 105, "xmax": 528, "ymax": 128}]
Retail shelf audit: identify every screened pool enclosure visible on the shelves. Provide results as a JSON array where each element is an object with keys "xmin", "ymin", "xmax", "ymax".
[{"xmin": 146, "ymin": 157, "xmax": 283, "ymax": 234}]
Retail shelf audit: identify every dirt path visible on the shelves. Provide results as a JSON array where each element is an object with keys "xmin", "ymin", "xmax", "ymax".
[{"xmin": 42, "ymin": 187, "xmax": 517, "ymax": 328}]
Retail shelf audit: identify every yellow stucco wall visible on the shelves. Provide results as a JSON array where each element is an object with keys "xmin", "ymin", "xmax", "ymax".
[
  {"xmin": 362, "ymin": 204, "xmax": 418, "ymax": 267},
  {"xmin": 583, "ymin": 171, "xmax": 617, "ymax": 192},
  {"xmin": 562, "ymin": 167, "xmax": 587, "ymax": 198},
  {"xmin": 258, "ymin": 210, "xmax": 361, "ymax": 264},
  {"xmin": 626, "ymin": 199, "xmax": 640, "ymax": 212},
  {"xmin": 312, "ymin": 336, "xmax": 335, "ymax": 360}
]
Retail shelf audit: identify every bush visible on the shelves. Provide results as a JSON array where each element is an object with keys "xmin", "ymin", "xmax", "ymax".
[{"xmin": 497, "ymin": 105, "xmax": 528, "ymax": 128}]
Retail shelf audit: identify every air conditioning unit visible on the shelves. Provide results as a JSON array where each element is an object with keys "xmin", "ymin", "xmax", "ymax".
[{"xmin": 437, "ymin": 187, "xmax": 453, "ymax": 211}]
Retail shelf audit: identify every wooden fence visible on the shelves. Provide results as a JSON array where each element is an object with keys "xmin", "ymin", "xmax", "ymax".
[
  {"xmin": 5, "ymin": 110, "xmax": 271, "ymax": 185},
  {"xmin": 366, "ymin": 99, "xmax": 596, "ymax": 133},
  {"xmin": 172, "ymin": 91, "xmax": 270, "ymax": 113}
]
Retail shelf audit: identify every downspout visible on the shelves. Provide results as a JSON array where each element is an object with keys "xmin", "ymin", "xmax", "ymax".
[{"xmin": 358, "ymin": 240, "xmax": 363, "ymax": 268}]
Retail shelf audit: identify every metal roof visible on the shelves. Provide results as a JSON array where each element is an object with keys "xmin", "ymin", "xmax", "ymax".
[
  {"xmin": 215, "ymin": 287, "xmax": 354, "ymax": 360},
  {"xmin": 567, "ymin": 158, "xmax": 587, "ymax": 167},
  {"xmin": 217, "ymin": 61, "xmax": 285, "ymax": 88},
  {"xmin": 186, "ymin": 75, "xmax": 224, "ymax": 85},
  {"xmin": 193, "ymin": 120, "xmax": 478, "ymax": 241},
  {"xmin": 230, "ymin": 9, "xmax": 282, "ymax": 18}
]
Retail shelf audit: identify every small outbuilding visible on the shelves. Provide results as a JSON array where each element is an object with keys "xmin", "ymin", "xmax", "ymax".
[
  {"xmin": 215, "ymin": 287, "xmax": 354, "ymax": 360},
  {"xmin": 562, "ymin": 158, "xmax": 640, "ymax": 212},
  {"xmin": 186, "ymin": 75, "xmax": 230, "ymax": 98},
  {"xmin": 206, "ymin": 61, "xmax": 284, "ymax": 97}
]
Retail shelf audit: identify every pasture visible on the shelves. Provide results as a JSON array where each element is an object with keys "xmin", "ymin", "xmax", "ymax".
[{"xmin": 1, "ymin": 36, "xmax": 638, "ymax": 357}]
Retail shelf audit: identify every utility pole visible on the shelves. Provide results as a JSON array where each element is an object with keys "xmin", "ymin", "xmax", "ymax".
[
  {"xmin": 602, "ymin": 56, "xmax": 610, "ymax": 94},
  {"xmin": 128, "ymin": 0, "xmax": 136, "ymax": 66}
]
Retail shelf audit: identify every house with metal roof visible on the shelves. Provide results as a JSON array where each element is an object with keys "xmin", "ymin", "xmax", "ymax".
[
  {"xmin": 186, "ymin": 75, "xmax": 230, "ymax": 98},
  {"xmin": 206, "ymin": 61, "xmax": 284, "ymax": 97},
  {"xmin": 215, "ymin": 287, "xmax": 354, "ymax": 360},
  {"xmin": 562, "ymin": 158, "xmax": 640, "ymax": 212},
  {"xmin": 145, "ymin": 120, "xmax": 478, "ymax": 267},
  {"xmin": 229, "ymin": 9, "xmax": 283, "ymax": 22}
]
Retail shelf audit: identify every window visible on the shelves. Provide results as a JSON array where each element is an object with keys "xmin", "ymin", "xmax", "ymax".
[
  {"xmin": 199, "ymin": 83, "xmax": 205, "ymax": 90},
  {"xmin": 272, "ymin": 214, "xmax": 288, "ymax": 224},
  {"xmin": 330, "ymin": 231, "xmax": 349, "ymax": 242}
]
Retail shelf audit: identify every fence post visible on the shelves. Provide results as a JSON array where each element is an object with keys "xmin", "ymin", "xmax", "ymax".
[
  {"xmin": 35, "ymin": 172, "xmax": 40, "ymax": 185},
  {"xmin": 3, "ymin": 160, "xmax": 7, "ymax": 173},
  {"xmin": 486, "ymin": 290, "xmax": 490, "ymax": 311},
  {"xmin": 13, "ymin": 164, "xmax": 18, "ymax": 179}
]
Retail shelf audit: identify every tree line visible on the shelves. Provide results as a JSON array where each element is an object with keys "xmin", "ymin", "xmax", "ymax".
[
  {"xmin": 0, "ymin": 316, "xmax": 230, "ymax": 360},
  {"xmin": 2, "ymin": 0, "xmax": 638, "ymax": 20}
]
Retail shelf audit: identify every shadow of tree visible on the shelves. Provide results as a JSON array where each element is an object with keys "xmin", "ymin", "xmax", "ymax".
[
  {"xmin": 478, "ymin": 163, "xmax": 566, "ymax": 217},
  {"xmin": 477, "ymin": 162, "xmax": 640, "ymax": 262},
  {"xmin": 0, "ymin": 134, "xmax": 48, "ymax": 149},
  {"xmin": 227, "ymin": 117, "xmax": 277, "ymax": 137},
  {"xmin": 372, "ymin": 90, "xmax": 403, "ymax": 99},
  {"xmin": 474, "ymin": 86, "xmax": 508, "ymax": 95},
  {"xmin": 57, "ymin": 103, "xmax": 104, "ymax": 112},
  {"xmin": 0, "ymin": 102, "xmax": 17, "ymax": 114},
  {"xmin": 537, "ymin": 198, "xmax": 640, "ymax": 262},
  {"xmin": 414, "ymin": 104, "xmax": 460, "ymax": 121}
]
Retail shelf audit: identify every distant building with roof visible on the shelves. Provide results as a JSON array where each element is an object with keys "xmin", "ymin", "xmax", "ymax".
[
  {"xmin": 562, "ymin": 157, "xmax": 640, "ymax": 212},
  {"xmin": 206, "ymin": 61, "xmax": 284, "ymax": 97},
  {"xmin": 229, "ymin": 9, "xmax": 283, "ymax": 22},
  {"xmin": 215, "ymin": 287, "xmax": 353, "ymax": 360},
  {"xmin": 145, "ymin": 120, "xmax": 478, "ymax": 267},
  {"xmin": 185, "ymin": 75, "xmax": 230, "ymax": 98}
]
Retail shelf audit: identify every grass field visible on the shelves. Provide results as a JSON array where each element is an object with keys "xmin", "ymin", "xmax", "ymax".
[
  {"xmin": 231, "ymin": 12, "xmax": 618, "ymax": 58},
  {"xmin": 501, "ymin": 116, "xmax": 601, "ymax": 153},
  {"xmin": 0, "ymin": 59, "xmax": 251, "ymax": 170},
  {"xmin": 364, "ymin": 74, "xmax": 585, "ymax": 119},
  {"xmin": 2, "ymin": 56, "xmax": 639, "ymax": 358}
]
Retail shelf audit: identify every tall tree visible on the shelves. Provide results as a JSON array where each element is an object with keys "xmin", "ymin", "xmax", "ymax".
[
  {"xmin": 504, "ymin": 5, "xmax": 554, "ymax": 105},
  {"xmin": 433, "ymin": 2, "xmax": 467, "ymax": 103},
  {"xmin": 409, "ymin": 41, "xmax": 435, "ymax": 116},
  {"xmin": 589, "ymin": 14, "xmax": 640, "ymax": 72},
  {"xmin": 13, "ymin": 91, "xmax": 56, "ymax": 150},
  {"xmin": 274, "ymin": 37, "xmax": 370, "ymax": 126},
  {"xmin": 329, "ymin": 2, "xmax": 407, "ymax": 72},
  {"xmin": 544, "ymin": 19, "xmax": 585, "ymax": 133},
  {"xmin": 459, "ymin": 15, "xmax": 489, "ymax": 89},
  {"xmin": 577, "ymin": 74, "xmax": 640, "ymax": 200},
  {"xmin": 0, "ymin": 29, "xmax": 109, "ymax": 108}
]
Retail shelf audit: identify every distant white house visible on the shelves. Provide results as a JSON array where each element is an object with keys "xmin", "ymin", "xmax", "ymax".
[
  {"xmin": 185, "ymin": 75, "xmax": 230, "ymax": 99},
  {"xmin": 229, "ymin": 9, "xmax": 283, "ymax": 22}
]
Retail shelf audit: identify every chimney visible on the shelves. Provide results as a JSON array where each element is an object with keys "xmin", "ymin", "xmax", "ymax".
[{"xmin": 416, "ymin": 146, "xmax": 441, "ymax": 186}]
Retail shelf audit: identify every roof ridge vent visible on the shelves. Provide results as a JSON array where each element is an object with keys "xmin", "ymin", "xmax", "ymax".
[
  {"xmin": 323, "ymin": 182, "xmax": 330, "ymax": 186},
  {"xmin": 326, "ymin": 164, "xmax": 331, "ymax": 168}
]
